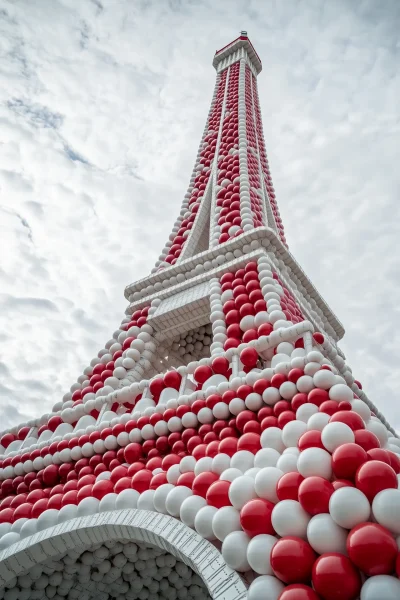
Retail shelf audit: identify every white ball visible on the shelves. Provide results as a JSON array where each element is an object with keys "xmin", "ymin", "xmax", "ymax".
[
  {"xmin": 228, "ymin": 475, "xmax": 257, "ymax": 509},
  {"xmin": 167, "ymin": 464, "xmax": 181, "ymax": 484},
  {"xmin": 229, "ymin": 397, "xmax": 246, "ymax": 415},
  {"xmin": 329, "ymin": 383, "xmax": 353, "ymax": 403},
  {"xmin": 296, "ymin": 375, "xmax": 315, "ymax": 394},
  {"xmin": 37, "ymin": 509, "xmax": 59, "ymax": 532},
  {"xmin": 276, "ymin": 453, "xmax": 298, "ymax": 473},
  {"xmin": 282, "ymin": 420, "xmax": 307, "ymax": 447},
  {"xmin": 307, "ymin": 412, "xmax": 330, "ymax": 431},
  {"xmin": 0, "ymin": 531, "xmax": 20, "ymax": 550},
  {"xmin": 254, "ymin": 467, "xmax": 284, "ymax": 503},
  {"xmin": 350, "ymin": 399, "xmax": 371, "ymax": 423},
  {"xmin": 194, "ymin": 506, "xmax": 218, "ymax": 540},
  {"xmin": 212, "ymin": 453, "xmax": 231, "ymax": 475},
  {"xmin": 166, "ymin": 486, "xmax": 193, "ymax": 517},
  {"xmin": 296, "ymin": 403, "xmax": 318, "ymax": 422},
  {"xmin": 231, "ymin": 450, "xmax": 254, "ymax": 472},
  {"xmin": 262, "ymin": 387, "xmax": 280, "ymax": 406},
  {"xmin": 261, "ymin": 427, "xmax": 285, "ymax": 453},
  {"xmin": 361, "ymin": 575, "xmax": 400, "ymax": 600},
  {"xmin": 212, "ymin": 506, "xmax": 241, "ymax": 542},
  {"xmin": 313, "ymin": 369, "xmax": 336, "ymax": 390},
  {"xmin": 99, "ymin": 493, "xmax": 117, "ymax": 512},
  {"xmin": 246, "ymin": 393, "xmax": 263, "ymax": 411},
  {"xmin": 180, "ymin": 495, "xmax": 207, "ymax": 528},
  {"xmin": 137, "ymin": 489, "xmax": 156, "ymax": 511},
  {"xmin": 297, "ymin": 447, "xmax": 332, "ymax": 480},
  {"xmin": 58, "ymin": 504, "xmax": 78, "ymax": 523},
  {"xmin": 180, "ymin": 456, "xmax": 196, "ymax": 473},
  {"xmin": 307, "ymin": 513, "xmax": 348, "ymax": 555},
  {"xmin": 254, "ymin": 448, "xmax": 280, "ymax": 468},
  {"xmin": 366, "ymin": 420, "xmax": 388, "ymax": 447},
  {"xmin": 247, "ymin": 534, "xmax": 277, "ymax": 575},
  {"xmin": 321, "ymin": 422, "xmax": 355, "ymax": 452},
  {"xmin": 194, "ymin": 456, "xmax": 213, "ymax": 475},
  {"xmin": 329, "ymin": 487, "xmax": 371, "ymax": 529},
  {"xmin": 272, "ymin": 499, "xmax": 310, "ymax": 539},
  {"xmin": 279, "ymin": 381, "xmax": 297, "ymax": 400},
  {"xmin": 220, "ymin": 468, "xmax": 244, "ymax": 481},
  {"xmin": 221, "ymin": 531, "xmax": 250, "ymax": 572},
  {"xmin": 248, "ymin": 575, "xmax": 285, "ymax": 600},
  {"xmin": 213, "ymin": 402, "xmax": 230, "ymax": 419},
  {"xmin": 19, "ymin": 519, "xmax": 38, "ymax": 539},
  {"xmin": 77, "ymin": 497, "xmax": 100, "ymax": 517},
  {"xmin": 372, "ymin": 489, "xmax": 400, "ymax": 534}
]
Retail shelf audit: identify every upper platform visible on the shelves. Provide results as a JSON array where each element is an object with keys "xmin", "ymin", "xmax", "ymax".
[{"xmin": 212, "ymin": 31, "xmax": 262, "ymax": 74}]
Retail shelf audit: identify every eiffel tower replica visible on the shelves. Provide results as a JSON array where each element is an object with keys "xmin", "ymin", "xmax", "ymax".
[{"xmin": 1, "ymin": 32, "xmax": 399, "ymax": 600}]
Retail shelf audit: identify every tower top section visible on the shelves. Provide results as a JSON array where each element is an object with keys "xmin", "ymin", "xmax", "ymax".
[{"xmin": 213, "ymin": 31, "xmax": 262, "ymax": 74}]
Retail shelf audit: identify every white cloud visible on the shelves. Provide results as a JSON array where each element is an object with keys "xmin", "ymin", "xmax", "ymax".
[{"xmin": 0, "ymin": 0, "xmax": 399, "ymax": 430}]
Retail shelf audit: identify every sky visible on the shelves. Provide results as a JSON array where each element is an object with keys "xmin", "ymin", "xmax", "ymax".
[{"xmin": 0, "ymin": 0, "xmax": 399, "ymax": 432}]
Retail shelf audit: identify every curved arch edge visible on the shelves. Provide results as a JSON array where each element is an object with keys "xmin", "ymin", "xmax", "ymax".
[{"xmin": 0, "ymin": 509, "xmax": 248, "ymax": 600}]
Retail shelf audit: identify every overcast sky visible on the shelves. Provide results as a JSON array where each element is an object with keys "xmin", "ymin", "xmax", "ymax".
[{"xmin": 1, "ymin": 0, "xmax": 399, "ymax": 432}]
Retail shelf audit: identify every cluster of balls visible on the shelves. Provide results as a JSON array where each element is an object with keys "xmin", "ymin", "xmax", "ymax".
[
  {"xmin": 160, "ymin": 69, "xmax": 227, "ymax": 267},
  {"xmin": 250, "ymin": 71, "xmax": 286, "ymax": 246},
  {"xmin": 216, "ymin": 260, "xmax": 304, "ymax": 353},
  {"xmin": 0, "ymin": 540, "xmax": 210, "ymax": 600},
  {"xmin": 216, "ymin": 62, "xmax": 241, "ymax": 244},
  {"xmin": 244, "ymin": 65, "xmax": 264, "ymax": 228},
  {"xmin": 0, "ymin": 316, "xmax": 154, "ymax": 464},
  {"xmin": 170, "ymin": 325, "xmax": 213, "ymax": 364},
  {"xmin": 1, "ymin": 342, "xmax": 400, "ymax": 598}
]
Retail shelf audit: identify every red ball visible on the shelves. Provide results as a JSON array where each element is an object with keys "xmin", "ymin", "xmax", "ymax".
[
  {"xmin": 92, "ymin": 479, "xmax": 113, "ymax": 500},
  {"xmin": 354, "ymin": 429, "xmax": 380, "ymax": 451},
  {"xmin": 288, "ymin": 369, "xmax": 304, "ymax": 384},
  {"xmin": 355, "ymin": 460, "xmax": 397, "ymax": 502},
  {"xmin": 332, "ymin": 443, "xmax": 368, "ymax": 481},
  {"xmin": 206, "ymin": 480, "xmax": 231, "ymax": 508},
  {"xmin": 366, "ymin": 448, "xmax": 391, "ymax": 465},
  {"xmin": 312, "ymin": 553, "xmax": 361, "ymax": 600},
  {"xmin": 13, "ymin": 503, "xmax": 32, "ymax": 520},
  {"xmin": 298, "ymin": 476, "xmax": 334, "ymax": 516},
  {"xmin": 42, "ymin": 464, "xmax": 59, "ymax": 486},
  {"xmin": 240, "ymin": 498, "xmax": 275, "ymax": 537},
  {"xmin": 163, "ymin": 370, "xmax": 181, "ymax": 390},
  {"xmin": 114, "ymin": 477, "xmax": 132, "ymax": 494},
  {"xmin": 347, "ymin": 522, "xmax": 397, "ymax": 576},
  {"xmin": 308, "ymin": 388, "xmax": 329, "ymax": 407},
  {"xmin": 240, "ymin": 347, "xmax": 258, "ymax": 367},
  {"xmin": 298, "ymin": 430, "xmax": 324, "ymax": 451},
  {"xmin": 261, "ymin": 416, "xmax": 278, "ymax": 430},
  {"xmin": 237, "ymin": 433, "xmax": 261, "ymax": 454},
  {"xmin": 276, "ymin": 472, "xmax": 304, "ymax": 501},
  {"xmin": 192, "ymin": 472, "xmax": 219, "ymax": 498},
  {"xmin": 131, "ymin": 469, "xmax": 152, "ymax": 493},
  {"xmin": 313, "ymin": 332, "xmax": 325, "ymax": 345},
  {"xmin": 271, "ymin": 536, "xmax": 317, "ymax": 584},
  {"xmin": 292, "ymin": 393, "xmax": 308, "ymax": 411},
  {"xmin": 194, "ymin": 365, "xmax": 213, "ymax": 384},
  {"xmin": 278, "ymin": 411, "xmax": 295, "ymax": 428},
  {"xmin": 236, "ymin": 410, "xmax": 256, "ymax": 433},
  {"xmin": 211, "ymin": 356, "xmax": 230, "ymax": 375},
  {"xmin": 218, "ymin": 437, "xmax": 238, "ymax": 457},
  {"xmin": 177, "ymin": 472, "xmax": 196, "ymax": 488},
  {"xmin": 124, "ymin": 443, "xmax": 143, "ymax": 463},
  {"xmin": 278, "ymin": 584, "xmax": 321, "ymax": 600},
  {"xmin": 329, "ymin": 411, "xmax": 365, "ymax": 431},
  {"xmin": 332, "ymin": 479, "xmax": 355, "ymax": 490},
  {"xmin": 319, "ymin": 401, "xmax": 339, "ymax": 416}
]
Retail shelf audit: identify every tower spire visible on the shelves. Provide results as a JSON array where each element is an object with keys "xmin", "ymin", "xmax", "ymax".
[
  {"xmin": 0, "ymin": 34, "xmax": 398, "ymax": 600},
  {"xmin": 154, "ymin": 33, "xmax": 285, "ymax": 275}
]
